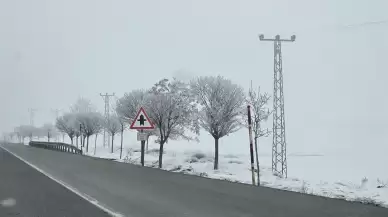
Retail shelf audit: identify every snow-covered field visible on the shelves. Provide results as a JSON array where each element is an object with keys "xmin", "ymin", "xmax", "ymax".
[{"xmin": 22, "ymin": 134, "xmax": 388, "ymax": 208}]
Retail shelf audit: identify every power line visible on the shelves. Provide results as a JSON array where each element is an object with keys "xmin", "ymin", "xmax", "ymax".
[
  {"xmin": 340, "ymin": 19, "xmax": 388, "ymax": 29},
  {"xmin": 258, "ymin": 34, "xmax": 295, "ymax": 178},
  {"xmin": 100, "ymin": 93, "xmax": 115, "ymax": 148}
]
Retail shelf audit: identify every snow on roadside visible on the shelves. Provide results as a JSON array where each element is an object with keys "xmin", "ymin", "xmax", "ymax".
[{"xmin": 84, "ymin": 144, "xmax": 388, "ymax": 208}]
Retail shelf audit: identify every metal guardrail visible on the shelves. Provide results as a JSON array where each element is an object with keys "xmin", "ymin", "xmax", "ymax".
[{"xmin": 29, "ymin": 141, "xmax": 83, "ymax": 155}]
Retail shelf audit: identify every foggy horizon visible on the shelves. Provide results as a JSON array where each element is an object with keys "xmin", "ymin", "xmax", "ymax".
[{"xmin": 1, "ymin": 0, "xmax": 388, "ymax": 157}]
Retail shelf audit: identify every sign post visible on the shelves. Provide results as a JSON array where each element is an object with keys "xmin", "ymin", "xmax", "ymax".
[
  {"xmin": 247, "ymin": 105, "xmax": 257, "ymax": 186},
  {"xmin": 130, "ymin": 107, "xmax": 155, "ymax": 166}
]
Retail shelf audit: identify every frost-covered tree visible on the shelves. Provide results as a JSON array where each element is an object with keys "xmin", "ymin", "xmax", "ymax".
[
  {"xmin": 116, "ymin": 89, "xmax": 150, "ymax": 157},
  {"xmin": 117, "ymin": 117, "xmax": 127, "ymax": 159},
  {"xmin": 142, "ymin": 128, "xmax": 157, "ymax": 151},
  {"xmin": 56, "ymin": 113, "xmax": 77, "ymax": 145},
  {"xmin": 41, "ymin": 123, "xmax": 58, "ymax": 142},
  {"xmin": 246, "ymin": 85, "xmax": 272, "ymax": 185},
  {"xmin": 70, "ymin": 98, "xmax": 97, "ymax": 147},
  {"xmin": 106, "ymin": 115, "xmax": 121, "ymax": 153},
  {"xmin": 70, "ymin": 97, "xmax": 96, "ymax": 113},
  {"xmin": 16, "ymin": 125, "xmax": 37, "ymax": 142},
  {"xmin": 77, "ymin": 112, "xmax": 104, "ymax": 153},
  {"xmin": 190, "ymin": 75, "xmax": 245, "ymax": 170},
  {"xmin": 147, "ymin": 78, "xmax": 199, "ymax": 168},
  {"xmin": 246, "ymin": 87, "xmax": 271, "ymax": 138},
  {"xmin": 116, "ymin": 89, "xmax": 149, "ymax": 122},
  {"xmin": 7, "ymin": 132, "xmax": 15, "ymax": 142},
  {"xmin": 13, "ymin": 127, "xmax": 22, "ymax": 143},
  {"xmin": 74, "ymin": 125, "xmax": 81, "ymax": 148}
]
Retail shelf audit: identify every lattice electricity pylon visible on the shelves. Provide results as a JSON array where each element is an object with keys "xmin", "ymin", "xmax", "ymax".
[
  {"xmin": 100, "ymin": 93, "xmax": 115, "ymax": 147},
  {"xmin": 259, "ymin": 34, "xmax": 295, "ymax": 177}
]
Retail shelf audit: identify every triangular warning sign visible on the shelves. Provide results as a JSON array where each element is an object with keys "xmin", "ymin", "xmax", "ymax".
[{"xmin": 130, "ymin": 107, "xmax": 155, "ymax": 130}]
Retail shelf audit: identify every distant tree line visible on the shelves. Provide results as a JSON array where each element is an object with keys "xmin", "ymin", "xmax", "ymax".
[{"xmin": 8, "ymin": 75, "xmax": 271, "ymax": 171}]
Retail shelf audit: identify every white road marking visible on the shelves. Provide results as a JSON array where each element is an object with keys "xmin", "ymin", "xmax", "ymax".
[{"xmin": 0, "ymin": 145, "xmax": 125, "ymax": 217}]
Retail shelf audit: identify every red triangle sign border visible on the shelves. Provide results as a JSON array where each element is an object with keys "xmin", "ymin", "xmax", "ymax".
[{"xmin": 130, "ymin": 107, "xmax": 155, "ymax": 130}]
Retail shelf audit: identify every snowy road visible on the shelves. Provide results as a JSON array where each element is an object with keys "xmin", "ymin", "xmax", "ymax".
[
  {"xmin": 1, "ymin": 143, "xmax": 388, "ymax": 217},
  {"xmin": 0, "ymin": 146, "xmax": 111, "ymax": 217}
]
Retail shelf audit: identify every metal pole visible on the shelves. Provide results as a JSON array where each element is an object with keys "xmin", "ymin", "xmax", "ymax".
[
  {"xmin": 258, "ymin": 34, "xmax": 295, "ymax": 178},
  {"xmin": 140, "ymin": 129, "xmax": 145, "ymax": 166},
  {"xmin": 100, "ymin": 92, "xmax": 115, "ymax": 148},
  {"xmin": 247, "ymin": 105, "xmax": 256, "ymax": 185}
]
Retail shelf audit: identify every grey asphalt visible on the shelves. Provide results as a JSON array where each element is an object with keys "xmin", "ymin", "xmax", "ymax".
[
  {"xmin": 2, "ymin": 143, "xmax": 388, "ymax": 217},
  {"xmin": 0, "ymin": 145, "xmax": 111, "ymax": 217}
]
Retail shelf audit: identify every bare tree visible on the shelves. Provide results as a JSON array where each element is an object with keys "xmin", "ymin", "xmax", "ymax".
[
  {"xmin": 147, "ymin": 78, "xmax": 199, "ymax": 168},
  {"xmin": 190, "ymin": 75, "xmax": 245, "ymax": 170},
  {"xmin": 56, "ymin": 113, "xmax": 77, "ymax": 145},
  {"xmin": 106, "ymin": 115, "xmax": 122, "ymax": 153},
  {"xmin": 246, "ymin": 85, "xmax": 272, "ymax": 185},
  {"xmin": 77, "ymin": 112, "xmax": 104, "ymax": 153}
]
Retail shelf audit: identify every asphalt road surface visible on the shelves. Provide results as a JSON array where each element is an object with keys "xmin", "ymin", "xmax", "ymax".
[
  {"xmin": 0, "ymin": 145, "xmax": 112, "ymax": 217},
  {"xmin": 1, "ymin": 143, "xmax": 388, "ymax": 217}
]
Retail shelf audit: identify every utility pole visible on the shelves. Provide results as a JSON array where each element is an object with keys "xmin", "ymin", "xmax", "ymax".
[
  {"xmin": 100, "ymin": 93, "xmax": 115, "ymax": 148},
  {"xmin": 28, "ymin": 108, "xmax": 37, "ymax": 126},
  {"xmin": 258, "ymin": 34, "xmax": 295, "ymax": 178}
]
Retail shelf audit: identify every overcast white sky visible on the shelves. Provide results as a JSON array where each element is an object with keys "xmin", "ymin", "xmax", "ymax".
[{"xmin": 1, "ymin": 0, "xmax": 387, "ymax": 157}]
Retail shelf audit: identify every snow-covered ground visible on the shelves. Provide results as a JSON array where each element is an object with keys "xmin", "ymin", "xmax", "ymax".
[{"xmin": 22, "ymin": 135, "xmax": 388, "ymax": 208}]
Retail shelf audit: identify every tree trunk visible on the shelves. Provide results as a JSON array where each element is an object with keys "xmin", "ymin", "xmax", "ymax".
[
  {"xmin": 214, "ymin": 137, "xmax": 219, "ymax": 170},
  {"xmin": 111, "ymin": 134, "xmax": 114, "ymax": 153},
  {"xmin": 86, "ymin": 136, "xmax": 90, "ymax": 153},
  {"xmin": 94, "ymin": 134, "xmax": 98, "ymax": 155},
  {"xmin": 120, "ymin": 128, "xmax": 124, "ymax": 159},
  {"xmin": 70, "ymin": 137, "xmax": 73, "ymax": 145},
  {"xmin": 254, "ymin": 136, "xmax": 260, "ymax": 186},
  {"xmin": 158, "ymin": 141, "xmax": 165, "ymax": 168},
  {"xmin": 80, "ymin": 135, "xmax": 83, "ymax": 147},
  {"xmin": 76, "ymin": 136, "xmax": 79, "ymax": 148},
  {"xmin": 83, "ymin": 136, "xmax": 86, "ymax": 147}
]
